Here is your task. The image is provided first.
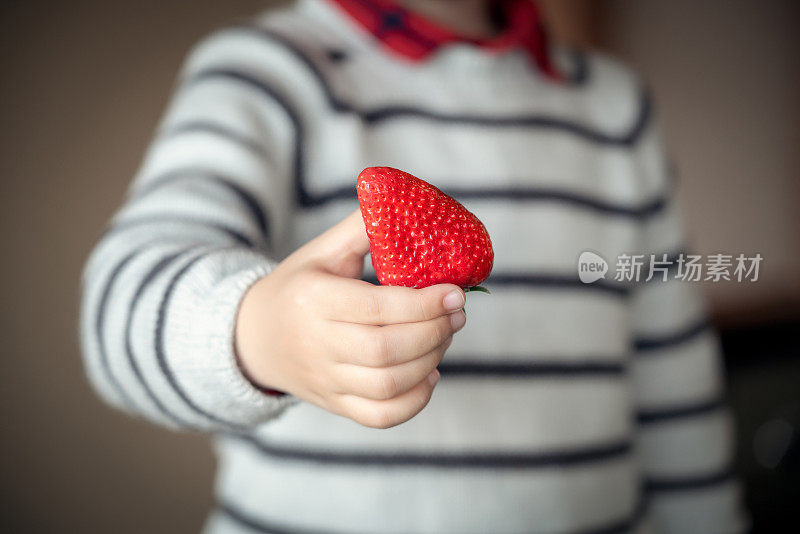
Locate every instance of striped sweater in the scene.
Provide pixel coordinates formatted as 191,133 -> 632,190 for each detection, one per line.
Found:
80,0 -> 747,532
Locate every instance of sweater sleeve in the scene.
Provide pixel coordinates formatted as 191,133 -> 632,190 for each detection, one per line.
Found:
629,119 -> 749,533
79,29 -> 303,432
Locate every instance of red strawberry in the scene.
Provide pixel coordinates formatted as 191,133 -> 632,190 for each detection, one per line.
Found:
357,167 -> 494,289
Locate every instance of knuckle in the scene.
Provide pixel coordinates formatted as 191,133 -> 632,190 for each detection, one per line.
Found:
371,369 -> 399,400
361,293 -> 384,323
369,331 -> 392,366
416,296 -> 433,322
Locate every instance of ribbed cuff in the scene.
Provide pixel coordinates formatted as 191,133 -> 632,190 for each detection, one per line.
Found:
164,248 -> 299,430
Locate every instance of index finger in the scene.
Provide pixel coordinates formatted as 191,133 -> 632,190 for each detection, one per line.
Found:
321,277 -> 465,325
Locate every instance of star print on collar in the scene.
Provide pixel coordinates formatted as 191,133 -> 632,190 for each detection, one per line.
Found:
326,0 -> 560,79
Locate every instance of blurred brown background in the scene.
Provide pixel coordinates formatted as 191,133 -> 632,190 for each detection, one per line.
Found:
1,0 -> 798,532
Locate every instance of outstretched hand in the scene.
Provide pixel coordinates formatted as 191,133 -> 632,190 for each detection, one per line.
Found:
235,211 -> 466,428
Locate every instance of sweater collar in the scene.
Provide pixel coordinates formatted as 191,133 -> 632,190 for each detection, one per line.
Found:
326,0 -> 559,78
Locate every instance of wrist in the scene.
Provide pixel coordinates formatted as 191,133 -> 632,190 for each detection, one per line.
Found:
233,345 -> 285,396
234,274 -> 286,394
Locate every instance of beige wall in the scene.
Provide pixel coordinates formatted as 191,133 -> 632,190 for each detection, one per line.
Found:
1,1 -> 796,532
1,2 -> 281,532
598,0 -> 800,322
540,0 -> 800,322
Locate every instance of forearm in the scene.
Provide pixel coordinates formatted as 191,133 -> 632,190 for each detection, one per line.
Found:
80,192 -> 295,432
80,28 -> 301,431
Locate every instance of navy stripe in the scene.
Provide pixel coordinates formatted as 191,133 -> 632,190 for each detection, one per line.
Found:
304,183 -> 667,218
579,496 -> 648,534
365,273 -> 631,297
233,434 -> 631,468
160,120 -> 269,160
298,184 -> 352,208
134,169 -> 270,241
645,466 -> 735,493
359,254 -> 690,297
216,470 -> 734,534
231,399 -> 720,469
154,249 -> 247,429
637,397 -> 724,425
235,25 -> 646,142
360,93 -> 649,142
634,318 -> 710,353
218,490 -> 644,534
188,69 -> 309,207
94,249 -> 143,410
218,469 -> 733,534
197,31 -> 650,211
439,187 -> 665,218
219,502 -> 320,534
124,249 -> 198,428
109,215 -> 255,248
438,360 -> 625,377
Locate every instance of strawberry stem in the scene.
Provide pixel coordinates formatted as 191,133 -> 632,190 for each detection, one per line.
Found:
464,286 -> 490,294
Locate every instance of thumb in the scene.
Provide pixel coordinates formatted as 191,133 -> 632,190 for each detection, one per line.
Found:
304,210 -> 370,278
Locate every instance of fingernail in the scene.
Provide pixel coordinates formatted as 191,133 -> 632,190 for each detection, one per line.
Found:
427,369 -> 440,386
443,290 -> 465,311
449,310 -> 466,332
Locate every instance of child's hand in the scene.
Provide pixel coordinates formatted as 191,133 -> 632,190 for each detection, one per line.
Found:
235,211 -> 466,428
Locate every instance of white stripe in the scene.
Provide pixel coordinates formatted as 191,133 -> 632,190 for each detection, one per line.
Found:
296,199 -> 645,272
639,410 -> 733,477
631,278 -> 708,340
633,332 -> 723,407
255,378 -> 632,451
135,81 -> 293,196
115,180 -> 261,241
306,121 -> 657,198
648,481 -> 748,534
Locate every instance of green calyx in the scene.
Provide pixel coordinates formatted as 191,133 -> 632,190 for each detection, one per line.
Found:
461,286 -> 490,315
463,286 -> 491,294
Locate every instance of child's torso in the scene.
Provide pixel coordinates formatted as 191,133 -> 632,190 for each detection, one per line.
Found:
210,2 -> 663,532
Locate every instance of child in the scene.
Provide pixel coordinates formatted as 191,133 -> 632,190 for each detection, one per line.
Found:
80,0 -> 747,532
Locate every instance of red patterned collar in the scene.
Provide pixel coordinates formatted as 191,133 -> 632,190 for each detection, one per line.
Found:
326,0 -> 559,78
